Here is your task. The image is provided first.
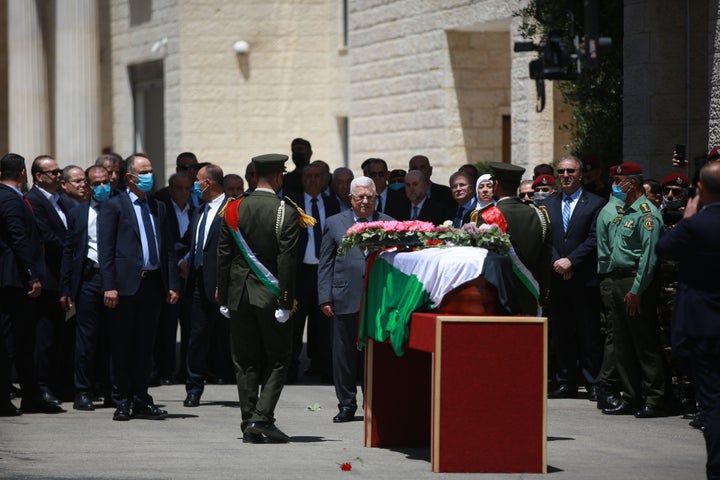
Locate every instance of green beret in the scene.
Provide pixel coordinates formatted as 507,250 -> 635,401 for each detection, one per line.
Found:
489,162 -> 525,184
252,153 -> 288,174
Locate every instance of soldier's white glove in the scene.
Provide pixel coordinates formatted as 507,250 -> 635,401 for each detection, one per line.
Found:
219,306 -> 230,319
275,309 -> 290,323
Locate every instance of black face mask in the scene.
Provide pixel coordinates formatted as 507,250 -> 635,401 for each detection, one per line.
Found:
662,198 -> 683,211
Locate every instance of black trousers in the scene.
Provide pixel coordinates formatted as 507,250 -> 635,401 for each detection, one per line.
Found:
550,281 -> 603,388
109,272 -> 163,407
291,264 -> 331,377
0,287 -> 40,403
34,289 -> 69,395
74,270 -> 109,393
185,272 -> 228,395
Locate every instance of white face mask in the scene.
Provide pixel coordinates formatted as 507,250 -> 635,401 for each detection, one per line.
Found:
533,191 -> 550,202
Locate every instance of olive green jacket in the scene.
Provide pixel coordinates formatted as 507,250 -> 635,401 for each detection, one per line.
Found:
217,189 -> 299,311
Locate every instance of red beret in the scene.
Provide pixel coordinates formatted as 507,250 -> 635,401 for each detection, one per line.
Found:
532,174 -> 556,189
612,162 -> 643,176
708,146 -> 720,161
661,172 -> 689,188
581,154 -> 599,172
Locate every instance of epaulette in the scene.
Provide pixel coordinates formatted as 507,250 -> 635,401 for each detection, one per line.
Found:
615,205 -> 624,214
218,192 -> 249,218
469,209 -> 479,225
640,202 -> 651,214
283,195 -> 316,229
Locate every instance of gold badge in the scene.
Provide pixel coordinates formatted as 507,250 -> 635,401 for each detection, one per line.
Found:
615,206 -> 624,214
640,202 -> 651,214
643,217 -> 655,231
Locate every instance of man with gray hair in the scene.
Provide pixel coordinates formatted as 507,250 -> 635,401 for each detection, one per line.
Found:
331,167 -> 354,212
318,176 -> 393,423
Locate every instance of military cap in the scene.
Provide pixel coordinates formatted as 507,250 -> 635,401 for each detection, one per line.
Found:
611,162 -> 642,176
532,174 -> 556,189
661,172 -> 689,188
581,154 -> 599,172
708,146 -> 720,161
489,162 -> 525,184
252,153 -> 288,174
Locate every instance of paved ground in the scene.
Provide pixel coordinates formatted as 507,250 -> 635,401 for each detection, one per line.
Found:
0,382 -> 706,480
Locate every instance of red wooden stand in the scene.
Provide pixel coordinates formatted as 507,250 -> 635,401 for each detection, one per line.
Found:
364,312 -> 547,473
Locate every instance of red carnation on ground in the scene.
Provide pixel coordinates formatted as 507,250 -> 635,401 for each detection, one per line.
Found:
340,462 -> 352,471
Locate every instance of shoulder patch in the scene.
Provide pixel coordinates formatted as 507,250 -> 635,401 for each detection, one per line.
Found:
640,202 -> 651,214
642,214 -> 655,231
615,205 -> 624,214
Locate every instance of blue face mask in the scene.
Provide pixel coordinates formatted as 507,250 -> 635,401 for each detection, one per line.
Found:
193,181 -> 205,199
136,173 -> 154,193
388,183 -> 404,191
611,184 -> 627,201
92,183 -> 111,202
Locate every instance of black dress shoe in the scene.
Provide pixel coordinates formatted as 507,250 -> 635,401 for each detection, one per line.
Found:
634,404 -> 666,418
596,393 -> 622,410
0,401 -> 22,417
548,384 -> 578,399
333,407 -> 356,423
246,421 -> 290,443
132,403 -> 168,420
183,393 -> 200,407
73,392 -> 95,411
41,390 -> 62,406
21,398 -> 63,414
242,432 -> 265,444
113,404 -> 131,421
602,401 -> 638,415
586,385 -> 599,402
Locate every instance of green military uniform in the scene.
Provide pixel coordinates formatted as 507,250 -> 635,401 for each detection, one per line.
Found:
217,156 -> 299,431
596,194 -> 667,409
596,196 -> 624,398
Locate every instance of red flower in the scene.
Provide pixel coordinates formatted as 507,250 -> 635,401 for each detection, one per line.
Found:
340,462 -> 352,471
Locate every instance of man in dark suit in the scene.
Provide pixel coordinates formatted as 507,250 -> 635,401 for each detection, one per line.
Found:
287,163 -> 340,383
657,161 -> 720,479
319,176 -> 394,423
60,165 -> 113,411
26,154 -> 76,405
448,170 -> 477,227
409,155 -> 455,211
179,164 -> 230,406
365,158 -> 405,215
386,169 -> 447,225
217,153 -> 300,443
99,153 -> 180,421
543,155 -> 605,400
151,152 -> 200,208
153,171 -> 194,385
331,167 -> 354,212
488,162 -> 552,315
0,153 -> 55,415
283,138 -> 312,195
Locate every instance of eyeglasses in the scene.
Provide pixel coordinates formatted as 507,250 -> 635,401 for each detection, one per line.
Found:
663,187 -> 683,195
535,187 -> 553,193
519,192 -> 535,199
351,194 -> 377,201
557,168 -> 576,174
451,183 -> 469,189
41,169 -> 63,176
368,171 -> 387,178
68,178 -> 87,186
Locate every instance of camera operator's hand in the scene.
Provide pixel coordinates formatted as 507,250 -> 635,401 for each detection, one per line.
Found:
683,195 -> 701,219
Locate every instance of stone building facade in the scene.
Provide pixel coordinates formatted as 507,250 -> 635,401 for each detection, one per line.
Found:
1,0 -> 718,184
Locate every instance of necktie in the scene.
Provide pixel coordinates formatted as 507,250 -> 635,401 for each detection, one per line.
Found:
358,217 -> 368,223
411,205 -> 419,220
311,197 -> 322,258
195,204 -> 209,267
376,195 -> 383,213
136,198 -> 159,266
562,196 -> 572,232
454,205 -> 464,228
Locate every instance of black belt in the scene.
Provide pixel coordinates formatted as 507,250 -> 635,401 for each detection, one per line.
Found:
604,268 -> 637,279
82,259 -> 101,278
140,269 -> 160,278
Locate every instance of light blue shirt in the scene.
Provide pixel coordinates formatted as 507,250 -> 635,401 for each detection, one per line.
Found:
128,190 -> 159,270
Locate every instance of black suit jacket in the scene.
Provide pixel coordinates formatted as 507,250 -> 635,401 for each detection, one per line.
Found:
543,189 -> 605,287
656,202 -> 720,340
25,186 -> 74,291
60,202 -> 93,300
289,193 -> 340,267
178,196 -> 229,304
429,182 -> 455,211
385,196 -> 447,225
0,184 -> 44,288
98,190 -> 179,296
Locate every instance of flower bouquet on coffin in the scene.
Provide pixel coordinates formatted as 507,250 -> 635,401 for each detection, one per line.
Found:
337,220 -> 436,256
